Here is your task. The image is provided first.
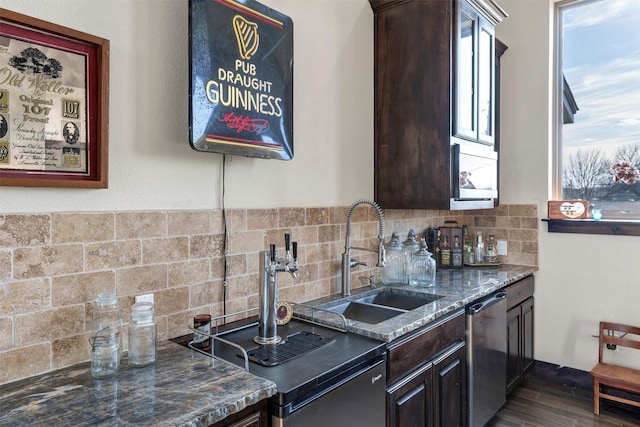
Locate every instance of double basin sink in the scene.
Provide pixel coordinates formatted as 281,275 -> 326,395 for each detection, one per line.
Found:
328,290 -> 444,324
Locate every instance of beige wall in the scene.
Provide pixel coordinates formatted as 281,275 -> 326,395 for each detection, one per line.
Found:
0,205 -> 537,385
0,0 -> 375,211
498,0 -> 640,372
2,0 -> 635,383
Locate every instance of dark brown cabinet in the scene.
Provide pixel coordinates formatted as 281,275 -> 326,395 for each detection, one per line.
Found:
210,400 -> 267,427
386,309 -> 467,427
505,275 -> 535,393
369,0 -> 506,210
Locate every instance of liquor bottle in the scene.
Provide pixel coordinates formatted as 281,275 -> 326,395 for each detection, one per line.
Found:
485,235 -> 498,263
440,235 -> 451,267
452,235 -> 463,267
475,232 -> 484,263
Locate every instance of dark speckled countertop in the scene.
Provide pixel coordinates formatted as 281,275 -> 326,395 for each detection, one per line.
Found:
307,264 -> 537,342
0,341 -> 276,427
0,264 -> 535,426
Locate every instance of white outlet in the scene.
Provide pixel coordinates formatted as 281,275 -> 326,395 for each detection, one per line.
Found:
497,240 -> 508,256
135,293 -> 154,304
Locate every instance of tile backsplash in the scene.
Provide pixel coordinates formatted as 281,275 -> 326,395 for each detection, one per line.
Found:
0,204 -> 537,384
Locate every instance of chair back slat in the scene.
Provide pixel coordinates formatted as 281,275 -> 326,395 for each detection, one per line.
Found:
599,321 -> 640,363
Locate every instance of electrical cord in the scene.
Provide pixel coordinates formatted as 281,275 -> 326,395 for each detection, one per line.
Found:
221,154 -> 228,321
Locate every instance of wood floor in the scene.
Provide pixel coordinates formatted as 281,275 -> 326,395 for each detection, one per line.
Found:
487,376 -> 640,427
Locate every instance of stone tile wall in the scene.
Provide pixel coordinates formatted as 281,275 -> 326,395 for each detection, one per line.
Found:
0,204 -> 537,385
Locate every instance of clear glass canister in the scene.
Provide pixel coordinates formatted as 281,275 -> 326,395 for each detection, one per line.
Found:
91,329 -> 120,378
128,301 -> 157,367
408,238 -> 437,287
91,292 -> 122,379
93,291 -> 122,334
382,231 -> 409,286
402,229 -> 421,259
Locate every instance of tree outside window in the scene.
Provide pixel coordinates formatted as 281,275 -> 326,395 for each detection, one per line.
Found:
559,0 -> 640,219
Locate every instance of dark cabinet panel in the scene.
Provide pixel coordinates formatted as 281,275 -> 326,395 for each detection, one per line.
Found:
434,341 -> 467,427
370,0 -> 506,210
506,305 -> 522,392
386,310 -> 467,427
388,362 -> 433,427
505,275 -> 535,394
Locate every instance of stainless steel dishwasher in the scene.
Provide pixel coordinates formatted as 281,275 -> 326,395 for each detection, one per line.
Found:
466,290 -> 507,427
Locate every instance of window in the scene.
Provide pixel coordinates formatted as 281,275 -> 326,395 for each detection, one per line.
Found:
554,0 -> 640,220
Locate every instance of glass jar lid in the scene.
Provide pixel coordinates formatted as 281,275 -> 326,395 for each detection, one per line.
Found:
131,301 -> 154,322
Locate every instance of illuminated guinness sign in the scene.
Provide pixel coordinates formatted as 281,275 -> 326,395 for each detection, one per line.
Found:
189,0 -> 294,160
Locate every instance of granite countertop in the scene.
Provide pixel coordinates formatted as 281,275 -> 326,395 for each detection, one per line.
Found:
0,341 -> 276,427
305,264 -> 537,342
0,264 -> 535,426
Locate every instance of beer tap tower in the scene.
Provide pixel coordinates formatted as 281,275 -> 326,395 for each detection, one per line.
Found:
255,233 -> 298,345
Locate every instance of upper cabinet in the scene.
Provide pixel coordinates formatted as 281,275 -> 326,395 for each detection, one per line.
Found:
370,0 -> 507,210
454,0 -> 498,145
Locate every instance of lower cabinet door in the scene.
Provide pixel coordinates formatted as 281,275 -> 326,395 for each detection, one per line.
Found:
387,362 -> 434,427
506,305 -> 521,393
522,297 -> 534,374
386,340 -> 467,427
433,341 -> 467,427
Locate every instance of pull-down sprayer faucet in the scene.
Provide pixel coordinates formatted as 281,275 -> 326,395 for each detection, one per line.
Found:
341,199 -> 386,296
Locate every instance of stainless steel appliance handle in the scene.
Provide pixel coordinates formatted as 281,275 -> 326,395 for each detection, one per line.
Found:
467,290 -> 506,314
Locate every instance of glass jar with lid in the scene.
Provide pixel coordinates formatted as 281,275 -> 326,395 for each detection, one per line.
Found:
408,238 -> 437,288
93,291 -> 122,333
91,292 -> 122,379
128,301 -> 157,367
402,229 -> 421,259
91,332 -> 120,378
382,231 -> 409,286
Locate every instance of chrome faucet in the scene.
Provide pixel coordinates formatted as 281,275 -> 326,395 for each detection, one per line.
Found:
341,199 -> 385,296
255,234 -> 298,345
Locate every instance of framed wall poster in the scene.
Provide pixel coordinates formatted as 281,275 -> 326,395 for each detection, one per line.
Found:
189,0 -> 293,160
0,8 -> 109,188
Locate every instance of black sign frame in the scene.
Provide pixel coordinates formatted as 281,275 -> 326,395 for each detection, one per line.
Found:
189,0 -> 294,160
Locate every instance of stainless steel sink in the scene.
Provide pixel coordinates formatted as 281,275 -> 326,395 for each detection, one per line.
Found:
329,290 -> 444,324
330,301 -> 405,324
355,291 -> 442,310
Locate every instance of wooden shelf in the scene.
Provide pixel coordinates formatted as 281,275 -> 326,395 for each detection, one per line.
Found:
542,218 -> 640,236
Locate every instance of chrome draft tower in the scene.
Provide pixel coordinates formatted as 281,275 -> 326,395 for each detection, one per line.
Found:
255,233 -> 298,345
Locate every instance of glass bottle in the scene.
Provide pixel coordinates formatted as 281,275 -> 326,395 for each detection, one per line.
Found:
402,229 -> 421,259
128,302 -> 157,367
91,292 -> 122,379
440,235 -> 451,267
452,235 -> 463,267
382,231 -> 409,285
408,238 -> 436,287
475,232 -> 485,263
463,225 -> 473,264
485,235 -> 498,263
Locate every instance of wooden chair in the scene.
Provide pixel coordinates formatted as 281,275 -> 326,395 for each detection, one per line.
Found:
591,321 -> 640,415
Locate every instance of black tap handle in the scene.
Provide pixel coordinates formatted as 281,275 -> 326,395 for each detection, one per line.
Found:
270,244 -> 276,262
284,233 -> 291,251
292,242 -> 298,261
